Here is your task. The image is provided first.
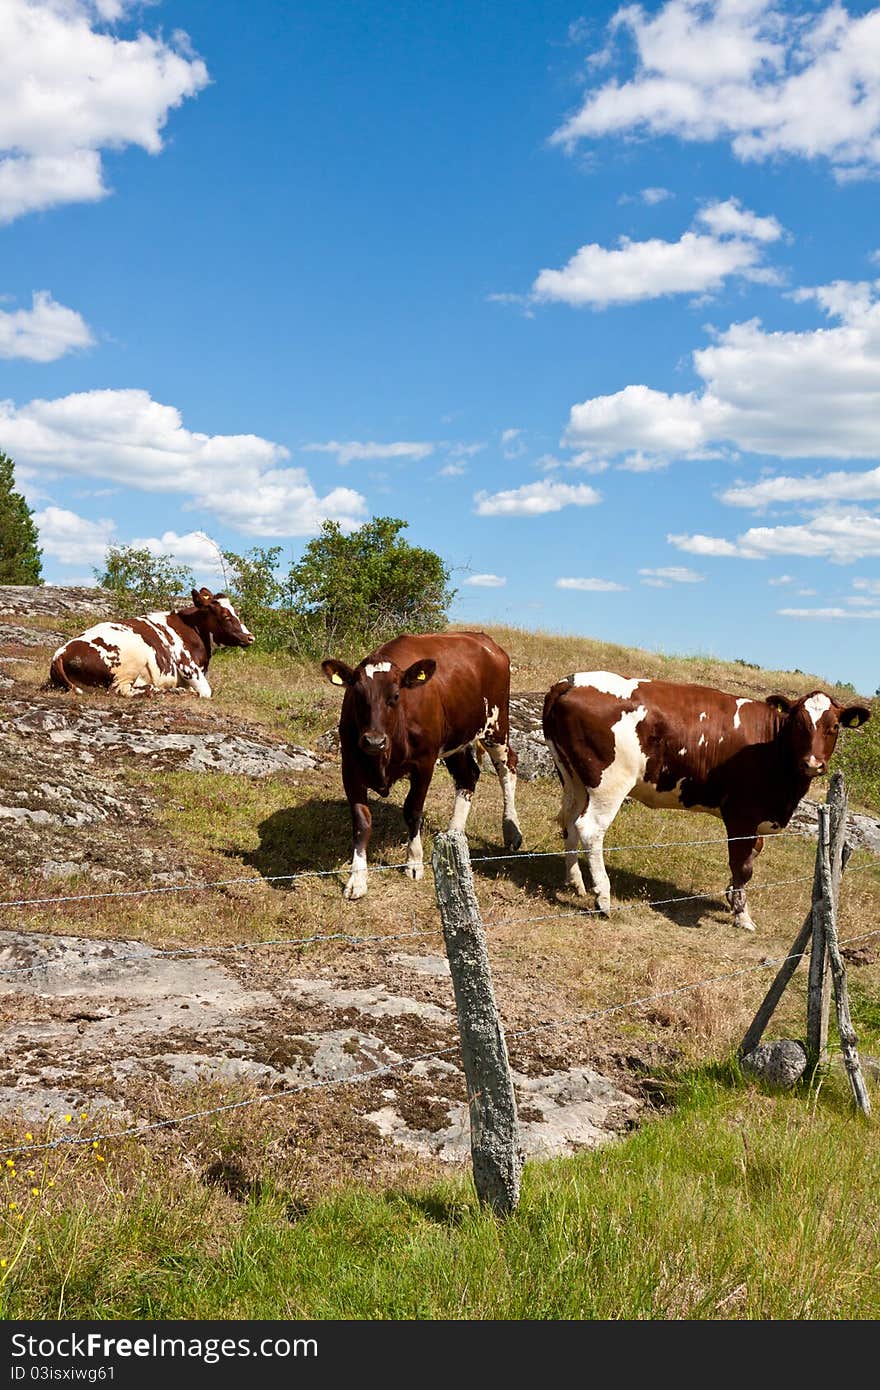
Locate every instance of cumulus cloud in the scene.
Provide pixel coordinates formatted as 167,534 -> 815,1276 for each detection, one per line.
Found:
533,199 -> 781,309
566,282 -> 880,462
464,573 -> 507,587
722,464 -> 880,509
0,291 -> 94,362
34,505 -> 115,567
304,440 -> 435,467
670,508 -> 880,562
555,576 -> 627,591
551,0 -> 880,180
779,606 -> 880,619
130,529 -> 226,578
474,480 -> 602,516
2,388 -> 367,538
0,1 -> 209,222
638,565 -> 704,586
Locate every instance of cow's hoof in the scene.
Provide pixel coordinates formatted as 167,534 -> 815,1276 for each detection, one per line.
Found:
503,820 -> 523,852
343,876 -> 368,901
596,896 -> 612,916
404,863 -> 425,881
734,915 -> 757,932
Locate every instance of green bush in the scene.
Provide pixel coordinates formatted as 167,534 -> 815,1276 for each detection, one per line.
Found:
95,546 -> 195,617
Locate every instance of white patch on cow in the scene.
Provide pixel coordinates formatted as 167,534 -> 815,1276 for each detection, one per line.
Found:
364,662 -> 392,680
478,700 -> 500,739
405,830 -> 424,881
449,788 -> 473,833
677,747 -> 687,756
217,595 -> 253,639
567,671 -> 645,698
344,849 -> 368,901
698,733 -> 706,747
756,820 -> 781,834
805,693 -> 832,727
571,705 -> 648,912
733,698 -> 753,729
699,711 -> 707,721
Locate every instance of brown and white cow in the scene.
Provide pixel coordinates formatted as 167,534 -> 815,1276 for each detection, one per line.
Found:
322,631 -> 522,899
542,671 -> 870,931
48,588 -> 254,697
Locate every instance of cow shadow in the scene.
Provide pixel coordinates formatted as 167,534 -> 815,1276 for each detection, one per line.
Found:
241,796 -> 418,887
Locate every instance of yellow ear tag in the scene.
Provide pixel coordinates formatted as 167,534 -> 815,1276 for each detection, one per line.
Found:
331,672 -> 344,685
417,670 -> 426,681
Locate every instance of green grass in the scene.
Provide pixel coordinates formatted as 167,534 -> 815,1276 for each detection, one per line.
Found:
3,1069 -> 878,1320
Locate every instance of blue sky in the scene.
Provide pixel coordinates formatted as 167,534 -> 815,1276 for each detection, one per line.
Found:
5,0 -> 880,695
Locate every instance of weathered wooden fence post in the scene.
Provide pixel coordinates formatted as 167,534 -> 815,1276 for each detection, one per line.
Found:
432,829 -> 522,1214
806,772 -> 848,1066
816,803 -> 872,1117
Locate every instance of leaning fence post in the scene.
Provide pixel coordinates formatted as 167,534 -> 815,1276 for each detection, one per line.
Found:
432,829 -> 522,1214
806,773 -> 848,1066
817,804 -> 872,1117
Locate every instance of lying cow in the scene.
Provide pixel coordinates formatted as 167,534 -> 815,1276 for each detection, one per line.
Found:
542,671 -> 870,931
322,631 -> 523,899
48,588 -> 254,697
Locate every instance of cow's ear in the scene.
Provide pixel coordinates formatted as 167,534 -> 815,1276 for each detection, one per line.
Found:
766,694 -> 793,715
841,703 -> 871,729
322,659 -> 355,688
401,659 -> 436,688
191,588 -> 206,607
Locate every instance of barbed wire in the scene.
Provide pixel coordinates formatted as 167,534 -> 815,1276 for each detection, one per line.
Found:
2,823 -> 874,914
1,859 -> 877,980
2,919 -> 876,1160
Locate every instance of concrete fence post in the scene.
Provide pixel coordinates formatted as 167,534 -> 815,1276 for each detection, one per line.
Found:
432,829 -> 522,1214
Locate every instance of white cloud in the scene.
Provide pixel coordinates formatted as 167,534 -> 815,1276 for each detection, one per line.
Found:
722,464 -> 880,509
532,199 -> 781,310
638,565 -> 704,586
474,480 -> 602,516
670,508 -> 880,562
556,576 -> 627,591
768,574 -> 794,585
0,1 -> 209,222
779,606 -> 880,620
642,186 -> 673,204
2,388 -> 367,538
696,197 -> 783,243
131,529 -> 225,578
854,577 -> 880,594
34,505 -> 115,567
464,573 -> 507,588
0,291 -> 94,362
566,283 -> 880,462
304,440 -> 434,467
552,0 -> 880,180
500,428 -> 527,459
438,461 -> 467,477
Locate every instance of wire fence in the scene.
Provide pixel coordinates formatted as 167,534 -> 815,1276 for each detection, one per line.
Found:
0,820 -> 876,1160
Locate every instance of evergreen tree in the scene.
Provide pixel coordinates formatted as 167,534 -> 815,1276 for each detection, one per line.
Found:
0,452 -> 42,584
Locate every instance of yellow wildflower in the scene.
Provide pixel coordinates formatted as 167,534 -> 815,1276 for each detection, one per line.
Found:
24,1134 -> 32,1143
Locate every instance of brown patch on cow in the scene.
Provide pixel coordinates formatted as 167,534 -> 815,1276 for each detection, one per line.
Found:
54,640 -> 114,689
542,681 -> 621,789
128,620 -> 175,675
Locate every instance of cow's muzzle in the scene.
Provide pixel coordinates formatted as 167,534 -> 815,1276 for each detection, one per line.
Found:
802,756 -> 826,777
359,732 -> 387,755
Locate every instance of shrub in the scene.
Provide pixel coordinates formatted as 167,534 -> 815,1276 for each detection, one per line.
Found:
95,546 -> 195,617
0,452 -> 42,584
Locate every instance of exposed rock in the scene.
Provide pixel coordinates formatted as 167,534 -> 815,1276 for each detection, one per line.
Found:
787,799 -> 880,856
0,585 -> 114,619
283,977 -> 452,1024
0,622 -> 67,648
740,1039 -> 808,1090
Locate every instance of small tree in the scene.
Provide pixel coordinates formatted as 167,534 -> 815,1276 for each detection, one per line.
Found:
288,516 -> 455,658
96,545 -> 195,616
0,452 -> 42,584
220,544 -> 288,645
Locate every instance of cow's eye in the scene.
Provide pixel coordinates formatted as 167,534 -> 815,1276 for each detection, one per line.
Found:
388,692 -> 399,706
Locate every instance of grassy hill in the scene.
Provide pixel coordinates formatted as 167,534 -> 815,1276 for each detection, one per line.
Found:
1,594 -> 878,1319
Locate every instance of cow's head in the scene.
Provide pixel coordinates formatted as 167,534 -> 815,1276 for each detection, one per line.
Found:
766,690 -> 870,779
322,655 -> 436,756
191,588 -> 255,647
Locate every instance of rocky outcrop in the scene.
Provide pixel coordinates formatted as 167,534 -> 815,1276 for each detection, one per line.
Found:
0,585 -> 114,619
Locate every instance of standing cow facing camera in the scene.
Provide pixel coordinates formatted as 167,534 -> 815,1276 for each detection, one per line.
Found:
322,631 -> 522,900
542,671 -> 870,931
48,588 -> 255,697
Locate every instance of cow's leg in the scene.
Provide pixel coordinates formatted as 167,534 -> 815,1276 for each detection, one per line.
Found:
443,746 -> 481,836
558,776 -> 588,897
402,765 -> 433,881
342,770 -> 371,901
724,826 -> 763,932
574,778 -> 632,915
184,669 -> 212,698
484,740 -> 523,851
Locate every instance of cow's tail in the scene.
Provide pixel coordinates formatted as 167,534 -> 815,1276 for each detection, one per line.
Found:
46,651 -> 81,694
541,678 -> 576,819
